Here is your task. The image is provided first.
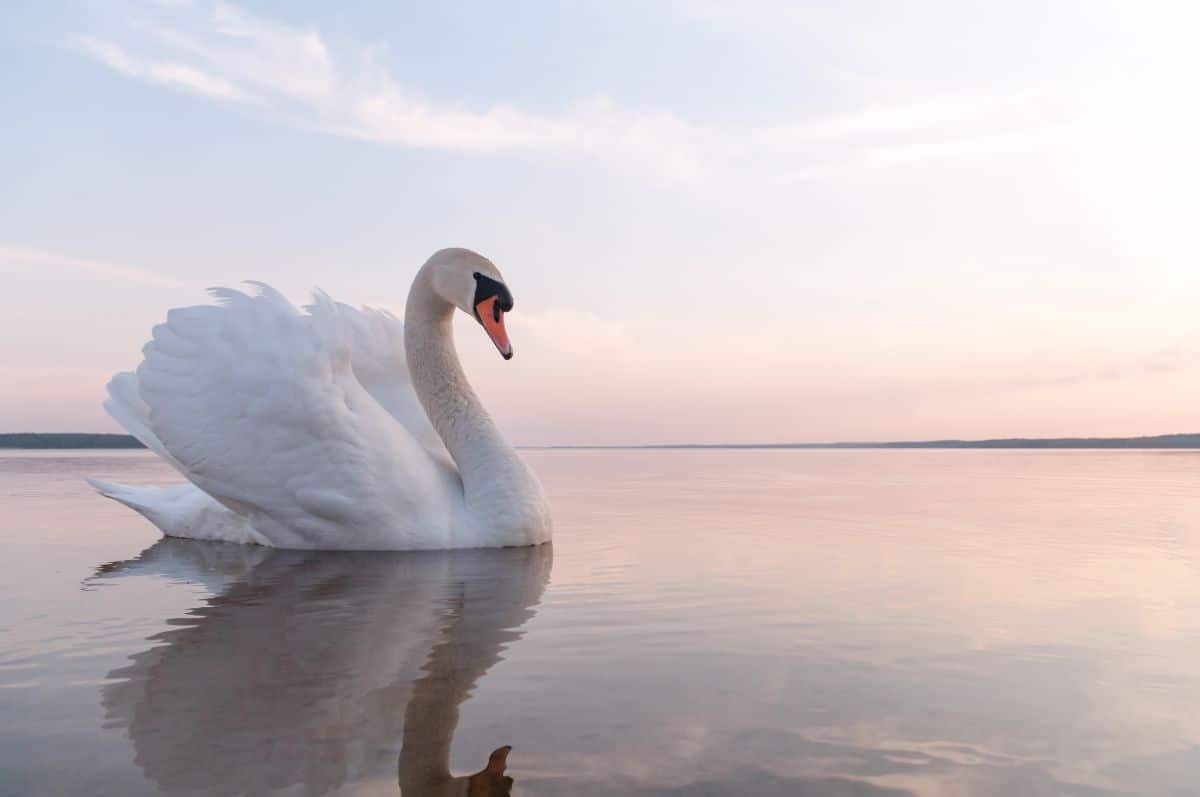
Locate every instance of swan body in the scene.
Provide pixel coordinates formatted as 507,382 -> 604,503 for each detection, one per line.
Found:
92,248 -> 551,550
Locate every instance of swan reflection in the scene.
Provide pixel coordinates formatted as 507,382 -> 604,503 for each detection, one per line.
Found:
93,540 -> 551,795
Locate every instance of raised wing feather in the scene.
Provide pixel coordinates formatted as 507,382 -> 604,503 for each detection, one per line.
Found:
135,284 -> 460,549
103,370 -> 186,473
318,302 -> 450,463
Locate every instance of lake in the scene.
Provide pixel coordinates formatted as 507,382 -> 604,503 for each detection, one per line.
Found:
2,449 -> 1200,796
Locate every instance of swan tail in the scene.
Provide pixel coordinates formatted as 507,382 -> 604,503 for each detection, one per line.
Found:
87,479 -> 267,545
88,478 -> 164,518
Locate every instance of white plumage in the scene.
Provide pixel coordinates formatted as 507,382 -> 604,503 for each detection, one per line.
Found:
92,248 -> 552,550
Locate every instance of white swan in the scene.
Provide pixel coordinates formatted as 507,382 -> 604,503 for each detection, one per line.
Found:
90,248 -> 552,550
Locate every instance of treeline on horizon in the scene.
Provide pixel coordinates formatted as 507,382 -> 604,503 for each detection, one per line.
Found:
6,432 -> 1200,450
863,434 -> 1200,449
566,433 -> 1200,450
0,433 -> 145,449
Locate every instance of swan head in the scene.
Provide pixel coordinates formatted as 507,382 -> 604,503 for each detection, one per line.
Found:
464,745 -> 514,796
425,248 -> 515,360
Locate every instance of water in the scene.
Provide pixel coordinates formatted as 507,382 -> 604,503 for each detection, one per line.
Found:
3,449 -> 1200,796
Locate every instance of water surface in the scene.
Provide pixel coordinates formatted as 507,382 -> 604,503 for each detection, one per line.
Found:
2,449 -> 1200,796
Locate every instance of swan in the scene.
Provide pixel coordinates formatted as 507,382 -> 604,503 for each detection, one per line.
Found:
90,248 -> 552,550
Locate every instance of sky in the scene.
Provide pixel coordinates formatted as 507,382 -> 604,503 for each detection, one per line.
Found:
1,1 -> 1198,445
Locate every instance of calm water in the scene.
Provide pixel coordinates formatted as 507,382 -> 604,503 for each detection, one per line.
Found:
3,450 -> 1200,796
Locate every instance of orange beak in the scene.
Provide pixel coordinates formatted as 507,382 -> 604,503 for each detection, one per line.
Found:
475,296 -> 512,359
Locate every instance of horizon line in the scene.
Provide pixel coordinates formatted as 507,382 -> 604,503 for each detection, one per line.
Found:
6,432 -> 1200,450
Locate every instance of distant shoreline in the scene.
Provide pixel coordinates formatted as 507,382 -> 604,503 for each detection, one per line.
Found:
538,433 -> 1200,450
534,433 -> 1200,450
6,432 -> 1200,450
0,433 -> 145,449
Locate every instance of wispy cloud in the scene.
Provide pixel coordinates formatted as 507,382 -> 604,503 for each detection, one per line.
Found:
65,1 -> 1047,186
72,35 -> 246,101
0,245 -> 190,288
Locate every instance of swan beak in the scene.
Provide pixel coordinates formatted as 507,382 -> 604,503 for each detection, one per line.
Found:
466,746 -> 514,795
486,745 -> 511,774
476,296 -> 513,360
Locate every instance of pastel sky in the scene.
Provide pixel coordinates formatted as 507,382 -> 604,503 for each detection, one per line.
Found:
2,1 -> 1198,445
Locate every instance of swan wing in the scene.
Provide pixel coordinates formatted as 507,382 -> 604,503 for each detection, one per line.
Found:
326,302 -> 450,463
134,283 -> 460,550
103,370 -> 186,473
103,303 -> 448,480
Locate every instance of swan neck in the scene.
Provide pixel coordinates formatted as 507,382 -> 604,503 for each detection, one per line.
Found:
403,269 -> 515,488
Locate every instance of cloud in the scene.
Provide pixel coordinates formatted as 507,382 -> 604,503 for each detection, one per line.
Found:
0,245 -> 190,288
72,35 -> 246,101
64,1 -> 1049,187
